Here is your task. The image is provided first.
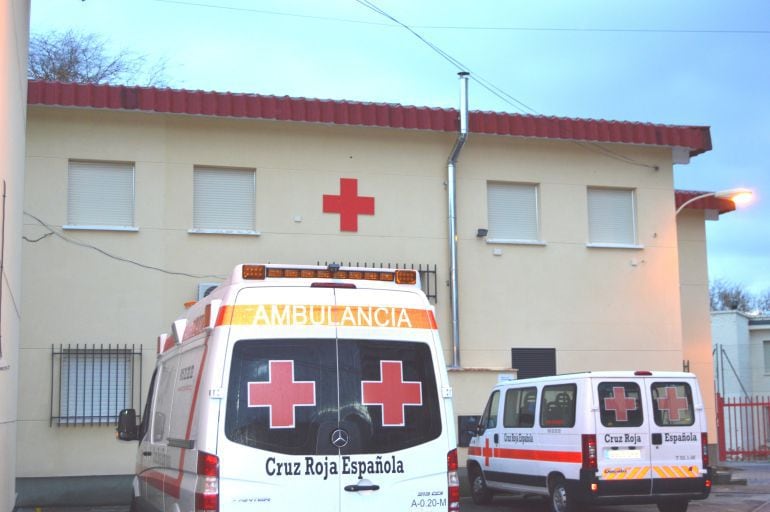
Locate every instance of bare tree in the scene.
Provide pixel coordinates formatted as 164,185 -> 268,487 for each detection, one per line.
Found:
755,289 -> 770,315
709,279 -> 754,312
28,30 -> 167,86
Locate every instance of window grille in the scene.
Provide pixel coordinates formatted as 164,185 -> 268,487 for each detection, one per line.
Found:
51,344 -> 143,426
318,262 -> 437,304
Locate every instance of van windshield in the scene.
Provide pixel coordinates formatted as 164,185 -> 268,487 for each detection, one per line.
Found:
224,338 -> 441,456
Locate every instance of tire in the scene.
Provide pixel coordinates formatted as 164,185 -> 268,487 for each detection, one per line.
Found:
657,500 -> 689,512
471,471 -> 493,505
549,478 -> 576,512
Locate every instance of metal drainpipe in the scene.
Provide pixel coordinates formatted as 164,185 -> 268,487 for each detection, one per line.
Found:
447,72 -> 469,369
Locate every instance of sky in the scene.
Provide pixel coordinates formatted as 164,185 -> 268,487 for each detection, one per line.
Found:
29,0 -> 770,293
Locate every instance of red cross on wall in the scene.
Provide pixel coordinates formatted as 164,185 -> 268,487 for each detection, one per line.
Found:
604,386 -> 638,422
322,178 -> 375,232
656,386 -> 689,421
247,360 -> 316,429
361,360 -> 422,427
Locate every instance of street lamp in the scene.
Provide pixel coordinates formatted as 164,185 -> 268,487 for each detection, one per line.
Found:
675,188 -> 753,215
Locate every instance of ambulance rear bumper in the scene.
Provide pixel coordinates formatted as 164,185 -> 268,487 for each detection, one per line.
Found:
572,468 -> 712,505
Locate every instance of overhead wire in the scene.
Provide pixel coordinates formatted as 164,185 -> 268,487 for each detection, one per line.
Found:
23,212 -> 226,280
355,0 -> 658,169
151,0 -> 770,35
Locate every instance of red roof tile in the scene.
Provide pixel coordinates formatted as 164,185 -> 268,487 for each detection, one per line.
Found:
675,190 -> 735,214
27,81 -> 712,157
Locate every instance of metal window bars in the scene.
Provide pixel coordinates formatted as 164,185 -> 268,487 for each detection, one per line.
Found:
50,344 -> 143,427
317,262 -> 438,304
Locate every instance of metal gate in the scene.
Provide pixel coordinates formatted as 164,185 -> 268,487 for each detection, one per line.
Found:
716,393 -> 770,461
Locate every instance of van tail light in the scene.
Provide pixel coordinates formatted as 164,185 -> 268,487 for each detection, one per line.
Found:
582,434 -> 597,470
447,449 -> 460,512
196,451 -> 219,512
701,432 -> 709,467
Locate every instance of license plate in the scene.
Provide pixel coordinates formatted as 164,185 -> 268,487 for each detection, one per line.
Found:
605,449 -> 641,460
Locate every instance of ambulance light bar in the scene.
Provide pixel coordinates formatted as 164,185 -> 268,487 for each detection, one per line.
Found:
241,265 -> 417,285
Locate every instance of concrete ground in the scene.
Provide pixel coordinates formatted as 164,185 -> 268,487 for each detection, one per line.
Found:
14,462 -> 770,511
460,462 -> 770,512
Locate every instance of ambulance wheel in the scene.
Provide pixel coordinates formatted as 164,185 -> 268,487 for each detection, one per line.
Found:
657,500 -> 689,512
549,478 -> 576,512
471,471 -> 493,505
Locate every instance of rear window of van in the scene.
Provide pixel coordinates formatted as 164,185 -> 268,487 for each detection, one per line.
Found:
225,338 -> 441,455
651,382 -> 694,427
598,382 -> 643,427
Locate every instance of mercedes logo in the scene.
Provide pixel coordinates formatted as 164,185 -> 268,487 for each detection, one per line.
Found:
331,428 -> 350,448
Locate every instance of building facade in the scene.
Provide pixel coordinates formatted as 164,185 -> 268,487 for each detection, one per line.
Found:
19,80 -> 731,502
712,310 -> 770,397
1,1 -> 30,509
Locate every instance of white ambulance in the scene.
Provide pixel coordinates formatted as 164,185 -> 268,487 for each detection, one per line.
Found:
467,371 -> 712,512
117,263 -> 459,512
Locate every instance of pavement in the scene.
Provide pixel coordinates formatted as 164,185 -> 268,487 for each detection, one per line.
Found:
14,462 -> 770,512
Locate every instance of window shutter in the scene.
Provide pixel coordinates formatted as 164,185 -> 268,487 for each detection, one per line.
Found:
68,161 -> 134,227
511,348 -> 556,379
193,167 -> 255,231
587,188 -> 636,244
487,182 -> 539,241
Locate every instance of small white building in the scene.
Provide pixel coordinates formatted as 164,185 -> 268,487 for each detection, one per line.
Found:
712,310 -> 770,397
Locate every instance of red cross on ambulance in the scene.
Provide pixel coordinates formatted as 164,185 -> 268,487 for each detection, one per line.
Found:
656,386 -> 689,421
247,360 -> 316,429
361,360 -> 423,427
604,386 -> 638,422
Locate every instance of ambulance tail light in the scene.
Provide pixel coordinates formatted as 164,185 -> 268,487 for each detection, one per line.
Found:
582,434 -> 597,470
196,451 -> 219,512
701,432 -> 709,468
447,449 -> 460,512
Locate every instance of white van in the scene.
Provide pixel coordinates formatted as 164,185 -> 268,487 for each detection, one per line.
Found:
117,264 -> 458,512
467,371 -> 712,512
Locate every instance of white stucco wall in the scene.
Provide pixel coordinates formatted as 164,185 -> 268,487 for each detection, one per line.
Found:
0,0 -> 29,508
22,104 -> 697,477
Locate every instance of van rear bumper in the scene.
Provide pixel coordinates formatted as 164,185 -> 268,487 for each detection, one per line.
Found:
571,468 -> 712,505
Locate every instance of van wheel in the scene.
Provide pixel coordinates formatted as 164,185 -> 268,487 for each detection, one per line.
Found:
657,500 -> 689,512
549,478 -> 575,512
471,472 -> 493,505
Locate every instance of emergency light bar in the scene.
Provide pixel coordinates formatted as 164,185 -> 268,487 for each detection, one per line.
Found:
241,265 -> 417,285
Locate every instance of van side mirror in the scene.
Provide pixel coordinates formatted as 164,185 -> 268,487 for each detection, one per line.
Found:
117,408 -> 139,441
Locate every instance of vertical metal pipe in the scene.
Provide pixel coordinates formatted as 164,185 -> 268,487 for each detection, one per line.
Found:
447,72 -> 469,369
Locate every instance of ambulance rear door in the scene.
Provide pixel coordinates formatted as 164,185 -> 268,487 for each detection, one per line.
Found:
645,375 -> 706,494
217,286 -> 341,512
594,377 -> 653,496
335,287 -> 449,512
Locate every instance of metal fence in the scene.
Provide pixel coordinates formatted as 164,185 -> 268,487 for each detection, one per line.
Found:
51,344 -> 143,426
716,393 -> 770,461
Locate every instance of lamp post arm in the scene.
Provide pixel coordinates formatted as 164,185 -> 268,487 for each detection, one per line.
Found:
675,192 -> 715,216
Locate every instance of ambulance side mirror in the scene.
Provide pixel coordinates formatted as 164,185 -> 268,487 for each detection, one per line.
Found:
117,408 -> 139,441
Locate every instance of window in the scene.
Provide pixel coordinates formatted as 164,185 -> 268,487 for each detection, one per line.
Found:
651,382 -> 694,427
587,187 -> 638,246
540,384 -> 576,428
66,160 -> 135,229
192,166 -> 256,234
51,344 -> 143,426
479,391 -> 500,432
225,338 -> 441,455
511,348 -> 556,379
598,382 -> 644,427
503,386 -> 537,428
487,182 -> 541,243
764,340 -> 770,374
